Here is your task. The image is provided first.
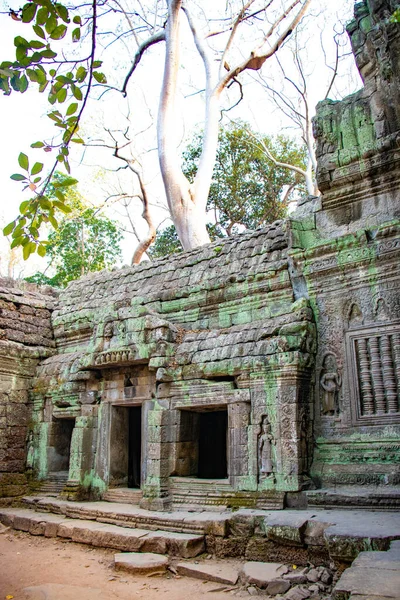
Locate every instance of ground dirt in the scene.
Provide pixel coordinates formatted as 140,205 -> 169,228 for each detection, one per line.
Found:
0,528 -> 248,600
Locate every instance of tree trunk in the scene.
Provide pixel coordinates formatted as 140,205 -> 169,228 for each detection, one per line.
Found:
158,0 -> 210,250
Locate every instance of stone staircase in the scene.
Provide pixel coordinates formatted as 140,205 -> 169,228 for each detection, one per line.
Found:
169,477 -> 284,510
102,487 -> 143,505
0,501 -> 205,559
36,471 -> 69,496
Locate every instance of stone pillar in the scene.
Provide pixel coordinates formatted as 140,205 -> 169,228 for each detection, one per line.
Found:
140,398 -> 172,510
228,391 -> 252,490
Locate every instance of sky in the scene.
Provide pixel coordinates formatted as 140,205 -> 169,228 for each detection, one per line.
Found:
0,0 -> 361,277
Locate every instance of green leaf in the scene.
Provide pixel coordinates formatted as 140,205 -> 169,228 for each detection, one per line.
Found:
33,176 -> 42,183
3,221 -> 15,236
57,87 -> 67,102
30,52 -> 42,63
11,236 -> 25,249
32,142 -> 45,151
48,215 -> 58,229
73,15 -> 82,24
71,84 -> 82,100
19,200 -> 30,214
55,4 -> 69,23
66,102 -> 78,116
27,68 -> 39,82
19,74 -> 29,93
30,40 -> 45,49
45,15 -> 58,35
53,177 -> 77,188
14,36 -> 29,48
50,24 -> 67,40
39,197 -> 52,210
11,173 -> 27,181
36,6 -> 49,26
93,71 -> 107,84
23,241 -> 36,260
72,137 -> 84,144
31,162 -> 43,175
54,189 -> 64,201
33,25 -> 46,39
18,152 -> 29,171
72,27 -> 81,42
35,68 -> 47,84
53,200 -> 72,213
40,48 -> 57,59
37,244 -> 47,257
75,66 -> 87,82
39,80 -> 49,93
93,60 -> 103,68
22,2 -> 37,23
16,45 -> 28,62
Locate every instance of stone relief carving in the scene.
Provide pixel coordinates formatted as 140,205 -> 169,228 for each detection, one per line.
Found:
257,415 -> 275,483
320,352 -> 342,416
348,303 -> 363,328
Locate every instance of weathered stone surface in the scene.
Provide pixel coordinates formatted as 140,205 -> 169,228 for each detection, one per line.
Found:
333,567 -> 400,599
266,579 -> 291,595
114,552 -> 168,574
176,561 -> 239,585
240,562 -> 287,588
283,585 -> 311,600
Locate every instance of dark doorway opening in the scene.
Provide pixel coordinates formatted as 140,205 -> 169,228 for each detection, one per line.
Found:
198,410 -> 228,479
48,418 -> 75,472
128,406 -> 142,488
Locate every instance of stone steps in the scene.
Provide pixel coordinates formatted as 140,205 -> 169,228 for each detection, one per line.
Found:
169,477 -> 284,511
36,471 -> 69,497
102,487 -> 143,505
0,507 -> 205,558
22,495 -> 229,536
304,486 -> 400,511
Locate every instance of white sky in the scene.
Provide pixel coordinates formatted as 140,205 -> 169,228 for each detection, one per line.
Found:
0,0 -> 361,276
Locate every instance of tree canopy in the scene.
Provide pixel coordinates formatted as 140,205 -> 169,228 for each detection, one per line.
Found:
25,173 -> 122,287
1,0 -> 312,260
149,123 -> 307,258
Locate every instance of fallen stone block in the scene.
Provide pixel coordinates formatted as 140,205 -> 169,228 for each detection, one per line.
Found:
114,552 -> 168,575
266,578 -> 291,595
283,585 -> 311,600
176,561 -> 239,585
240,562 -> 287,588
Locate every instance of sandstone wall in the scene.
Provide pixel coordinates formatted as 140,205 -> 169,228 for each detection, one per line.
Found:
0,279 -> 56,499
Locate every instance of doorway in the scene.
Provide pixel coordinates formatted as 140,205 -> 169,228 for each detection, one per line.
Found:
198,410 -> 228,478
109,406 -> 142,488
128,406 -> 142,488
48,418 -> 75,473
176,408 -> 228,479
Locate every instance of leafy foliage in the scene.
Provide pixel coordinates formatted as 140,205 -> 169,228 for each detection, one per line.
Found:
184,123 -> 307,235
25,173 -> 122,287
150,123 -> 307,258
1,1 -> 106,256
390,8 -> 400,23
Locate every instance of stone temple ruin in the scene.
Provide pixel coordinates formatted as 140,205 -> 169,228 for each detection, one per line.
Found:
1,0 -> 399,514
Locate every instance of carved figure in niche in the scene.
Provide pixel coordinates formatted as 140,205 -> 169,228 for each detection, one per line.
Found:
348,303 -> 363,328
257,415 -> 275,483
104,321 -> 114,339
320,353 -> 342,416
374,297 -> 389,321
